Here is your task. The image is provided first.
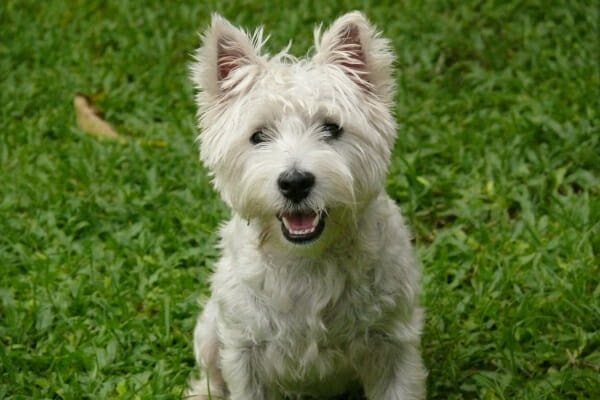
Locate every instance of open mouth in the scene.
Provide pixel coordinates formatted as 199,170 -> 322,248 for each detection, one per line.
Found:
277,210 -> 326,244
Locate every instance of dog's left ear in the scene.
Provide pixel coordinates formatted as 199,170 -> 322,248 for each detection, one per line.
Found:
313,11 -> 395,101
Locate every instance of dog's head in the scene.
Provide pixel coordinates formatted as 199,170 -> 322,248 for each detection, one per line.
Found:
191,12 -> 397,249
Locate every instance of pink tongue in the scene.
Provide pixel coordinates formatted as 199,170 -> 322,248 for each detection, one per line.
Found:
284,212 -> 316,231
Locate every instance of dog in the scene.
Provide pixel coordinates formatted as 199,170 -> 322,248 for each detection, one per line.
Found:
186,11 -> 426,400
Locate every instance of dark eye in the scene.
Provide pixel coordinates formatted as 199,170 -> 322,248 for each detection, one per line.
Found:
250,130 -> 269,145
321,123 -> 343,140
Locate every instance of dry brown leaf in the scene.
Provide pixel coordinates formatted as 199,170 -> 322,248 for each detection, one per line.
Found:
74,94 -> 120,139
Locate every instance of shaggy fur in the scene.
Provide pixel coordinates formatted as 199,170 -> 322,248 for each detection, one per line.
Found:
186,11 -> 426,399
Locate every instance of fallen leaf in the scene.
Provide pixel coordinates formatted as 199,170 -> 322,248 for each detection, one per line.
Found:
74,93 -> 120,139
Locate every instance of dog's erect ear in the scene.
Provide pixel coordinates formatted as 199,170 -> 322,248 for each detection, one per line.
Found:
191,14 -> 264,98
313,11 -> 395,101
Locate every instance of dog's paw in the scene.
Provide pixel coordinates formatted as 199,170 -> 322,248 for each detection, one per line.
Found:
184,378 -> 225,400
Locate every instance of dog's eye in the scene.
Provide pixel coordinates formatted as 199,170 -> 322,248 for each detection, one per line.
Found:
321,123 -> 343,140
250,130 -> 269,145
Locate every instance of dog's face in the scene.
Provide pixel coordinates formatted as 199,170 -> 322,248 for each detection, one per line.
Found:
192,13 -> 397,249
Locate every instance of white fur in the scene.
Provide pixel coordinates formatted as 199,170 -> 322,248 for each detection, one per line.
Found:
186,11 -> 426,399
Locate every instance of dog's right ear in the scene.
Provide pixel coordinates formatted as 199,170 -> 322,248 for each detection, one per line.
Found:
191,14 -> 264,98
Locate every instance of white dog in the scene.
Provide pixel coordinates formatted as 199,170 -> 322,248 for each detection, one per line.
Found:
186,11 -> 426,400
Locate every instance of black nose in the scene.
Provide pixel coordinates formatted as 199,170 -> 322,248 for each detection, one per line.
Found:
277,169 -> 315,203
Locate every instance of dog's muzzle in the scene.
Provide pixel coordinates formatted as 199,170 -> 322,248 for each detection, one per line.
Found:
276,169 -> 325,244
277,210 -> 326,244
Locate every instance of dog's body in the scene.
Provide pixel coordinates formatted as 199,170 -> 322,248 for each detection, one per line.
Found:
186,12 -> 426,400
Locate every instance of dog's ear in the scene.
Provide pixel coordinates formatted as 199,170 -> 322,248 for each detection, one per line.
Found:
313,11 -> 395,101
191,14 -> 264,98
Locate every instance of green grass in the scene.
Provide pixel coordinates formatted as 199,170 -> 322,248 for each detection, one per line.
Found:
0,0 -> 598,399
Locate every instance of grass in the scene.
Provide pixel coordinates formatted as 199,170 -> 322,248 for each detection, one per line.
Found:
0,0 -> 598,399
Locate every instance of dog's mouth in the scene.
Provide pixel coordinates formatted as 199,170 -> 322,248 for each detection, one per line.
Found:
277,210 -> 326,244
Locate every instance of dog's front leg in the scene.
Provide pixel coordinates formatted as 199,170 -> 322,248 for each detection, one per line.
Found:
220,345 -> 278,400
360,339 -> 427,400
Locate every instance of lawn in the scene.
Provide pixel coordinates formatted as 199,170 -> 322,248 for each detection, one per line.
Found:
0,0 -> 598,399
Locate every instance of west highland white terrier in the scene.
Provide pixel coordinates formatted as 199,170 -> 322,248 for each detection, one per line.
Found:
186,11 -> 426,400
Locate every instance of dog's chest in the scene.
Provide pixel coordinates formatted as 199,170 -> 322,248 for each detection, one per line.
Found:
262,258 -> 378,333
215,242 -> 392,393
250,265 -> 376,395
258,265 -> 371,346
